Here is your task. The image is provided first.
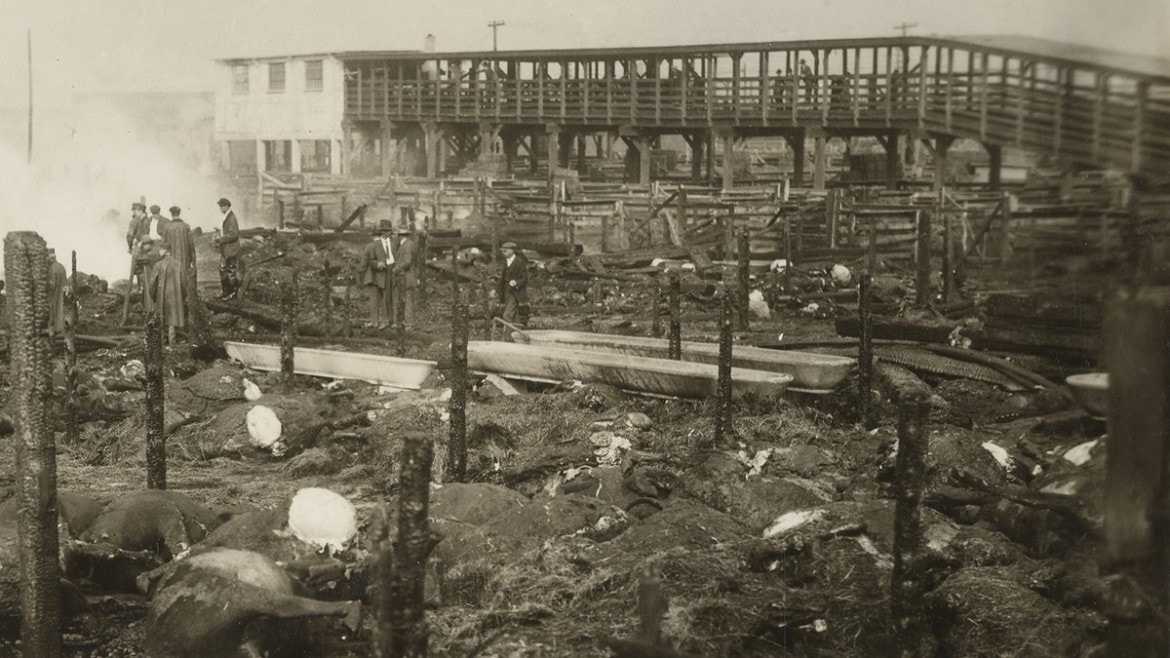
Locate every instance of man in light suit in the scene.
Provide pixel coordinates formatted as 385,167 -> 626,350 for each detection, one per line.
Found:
360,220 -> 396,328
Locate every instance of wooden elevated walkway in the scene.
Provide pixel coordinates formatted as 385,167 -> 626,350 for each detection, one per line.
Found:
341,35 -> 1170,182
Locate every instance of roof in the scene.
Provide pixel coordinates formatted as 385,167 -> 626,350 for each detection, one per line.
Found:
218,35 -> 1170,82
938,35 -> 1170,81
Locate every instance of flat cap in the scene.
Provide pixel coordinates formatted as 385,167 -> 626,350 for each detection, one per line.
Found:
169,206 -> 182,215
501,241 -> 518,249
149,204 -> 161,213
217,197 -> 231,207
131,202 -> 146,211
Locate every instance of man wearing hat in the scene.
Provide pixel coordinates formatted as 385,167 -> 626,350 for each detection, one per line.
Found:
165,206 -> 196,314
146,205 -> 168,244
126,202 -> 148,253
360,220 -> 397,328
392,223 -> 418,330
214,198 -> 242,300
496,242 -> 529,328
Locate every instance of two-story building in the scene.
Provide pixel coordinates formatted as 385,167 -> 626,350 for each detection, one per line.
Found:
215,53 -> 350,176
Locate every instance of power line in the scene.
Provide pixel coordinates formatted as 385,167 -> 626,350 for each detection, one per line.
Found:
893,22 -> 918,37
488,20 -> 505,51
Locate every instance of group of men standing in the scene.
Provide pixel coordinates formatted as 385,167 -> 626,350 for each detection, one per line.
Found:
125,201 -> 197,343
360,220 -> 418,330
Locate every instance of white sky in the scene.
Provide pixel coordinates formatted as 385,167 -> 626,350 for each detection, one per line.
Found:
1,0 -> 1167,106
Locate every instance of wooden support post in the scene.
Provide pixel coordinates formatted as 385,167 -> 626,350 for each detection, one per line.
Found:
701,131 -> 713,187
885,133 -> 900,190
424,124 -> 440,179
721,131 -> 735,191
481,275 -> 492,341
5,231 -> 63,658
737,228 -> 750,331
791,134 -> 806,186
64,250 -> 79,446
652,274 -> 663,338
713,285 -> 734,446
638,135 -> 652,185
145,312 -> 166,490
380,433 -> 435,658
1102,286 -> 1170,655
447,298 -> 468,482
892,387 -> 932,655
932,136 -> 953,192
812,135 -> 827,191
546,127 -> 559,187
998,192 -> 1013,264
986,143 -> 1002,190
914,210 -> 931,306
691,134 -> 704,181
858,273 -> 874,429
280,271 -> 298,389
941,195 -> 954,303
783,216 -> 793,293
668,270 -> 681,360
576,134 -> 587,173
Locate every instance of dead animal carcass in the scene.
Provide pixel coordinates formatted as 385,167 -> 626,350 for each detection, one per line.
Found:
145,547 -> 360,658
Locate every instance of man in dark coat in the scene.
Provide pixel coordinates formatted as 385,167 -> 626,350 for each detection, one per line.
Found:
149,244 -> 185,345
360,220 -> 396,328
166,206 -> 196,314
496,242 -> 529,327
392,225 -> 418,330
214,197 -> 242,300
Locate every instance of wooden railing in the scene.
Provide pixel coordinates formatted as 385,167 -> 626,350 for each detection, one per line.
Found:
343,37 -> 1170,177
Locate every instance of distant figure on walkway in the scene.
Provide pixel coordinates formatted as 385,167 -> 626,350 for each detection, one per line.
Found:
214,198 -> 242,300
800,58 -> 817,105
496,242 -> 529,328
360,220 -> 396,328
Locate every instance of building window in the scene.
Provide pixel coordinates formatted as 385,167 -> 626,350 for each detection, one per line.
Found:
232,64 -> 249,94
268,63 -> 286,93
264,140 -> 292,171
226,140 -> 257,173
300,139 -> 331,172
305,60 -> 324,91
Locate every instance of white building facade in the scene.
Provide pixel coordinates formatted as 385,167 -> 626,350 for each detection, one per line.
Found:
215,54 -> 346,175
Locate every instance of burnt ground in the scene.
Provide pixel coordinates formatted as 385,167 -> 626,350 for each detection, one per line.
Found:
0,231 -> 1109,657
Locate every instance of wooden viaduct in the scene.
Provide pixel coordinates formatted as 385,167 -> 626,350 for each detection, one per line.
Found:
339,35 -> 1170,187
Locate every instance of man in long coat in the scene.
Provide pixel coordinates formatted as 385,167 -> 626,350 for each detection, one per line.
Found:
149,245 -> 185,345
166,206 -> 196,313
360,220 -> 396,328
393,225 -> 418,330
214,197 -> 242,300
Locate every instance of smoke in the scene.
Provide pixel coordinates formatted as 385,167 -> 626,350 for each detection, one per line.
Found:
0,94 -> 220,283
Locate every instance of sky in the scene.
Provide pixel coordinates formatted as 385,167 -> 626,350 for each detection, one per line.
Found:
0,0 -> 1166,280
1,0 -> 1167,106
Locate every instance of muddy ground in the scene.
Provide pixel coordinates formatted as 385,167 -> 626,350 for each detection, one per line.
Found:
0,230 -> 1108,657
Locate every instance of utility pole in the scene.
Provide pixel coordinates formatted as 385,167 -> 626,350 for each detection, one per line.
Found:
893,22 -> 918,37
488,20 -> 505,51
27,29 -> 33,163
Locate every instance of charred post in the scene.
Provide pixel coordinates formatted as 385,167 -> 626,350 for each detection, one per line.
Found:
384,433 -> 435,658
713,285 -> 734,445
481,275 -> 492,340
783,216 -> 793,293
651,273 -> 663,338
144,312 -> 167,490
891,387 -> 932,653
5,231 -> 63,658
64,250 -> 79,446
280,271 -> 299,389
447,299 -> 469,482
915,210 -> 932,306
737,227 -> 751,331
668,270 -> 681,360
858,273 -> 874,429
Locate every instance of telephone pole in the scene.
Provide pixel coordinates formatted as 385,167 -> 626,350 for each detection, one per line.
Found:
893,22 -> 918,37
488,20 -> 505,51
